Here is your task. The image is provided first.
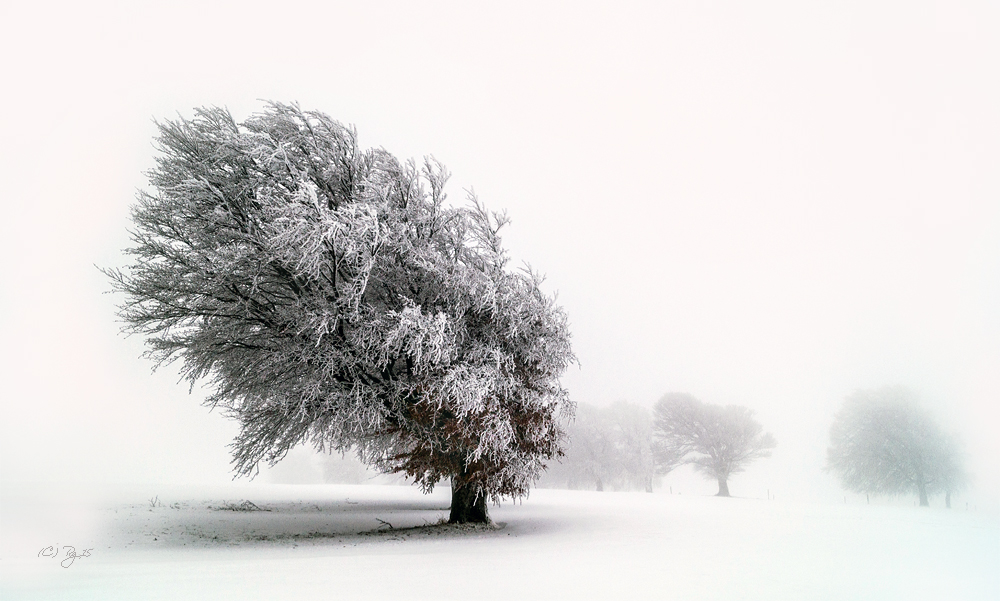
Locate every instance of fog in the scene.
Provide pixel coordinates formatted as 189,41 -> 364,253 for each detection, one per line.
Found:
1,2 -> 997,508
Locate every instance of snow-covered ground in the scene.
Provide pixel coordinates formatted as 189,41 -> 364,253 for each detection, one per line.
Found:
3,482 -> 997,600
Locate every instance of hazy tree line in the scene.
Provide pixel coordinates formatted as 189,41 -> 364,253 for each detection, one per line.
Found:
541,386 -> 967,508
543,393 -> 776,497
541,395 -> 775,497
539,402 -> 658,492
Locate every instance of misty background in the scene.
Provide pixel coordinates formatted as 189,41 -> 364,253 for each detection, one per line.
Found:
1,2 -> 996,507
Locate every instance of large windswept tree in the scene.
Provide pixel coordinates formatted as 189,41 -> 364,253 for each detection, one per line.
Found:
826,387 -> 967,507
106,103 -> 575,523
652,393 -> 776,497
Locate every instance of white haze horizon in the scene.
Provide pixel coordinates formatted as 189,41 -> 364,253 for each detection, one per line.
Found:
1,2 -> 997,510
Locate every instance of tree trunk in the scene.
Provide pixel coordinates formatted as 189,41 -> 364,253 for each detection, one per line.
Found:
945,491 -> 951,509
595,477 -> 603,492
716,478 -> 730,497
449,470 -> 489,524
645,476 -> 653,493
917,481 -> 929,507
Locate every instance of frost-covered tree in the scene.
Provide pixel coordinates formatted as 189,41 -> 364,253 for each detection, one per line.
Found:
826,387 -> 967,507
106,103 -> 575,523
542,402 -> 658,492
652,393 -> 776,497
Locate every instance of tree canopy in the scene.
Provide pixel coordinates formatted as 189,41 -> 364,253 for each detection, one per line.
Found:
652,393 -> 775,497
106,102 -> 575,522
826,387 -> 967,507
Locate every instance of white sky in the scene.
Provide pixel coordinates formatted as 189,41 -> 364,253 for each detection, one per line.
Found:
1,1 -> 997,504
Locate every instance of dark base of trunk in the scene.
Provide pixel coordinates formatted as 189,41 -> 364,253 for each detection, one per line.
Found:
449,481 -> 489,524
716,478 -> 730,497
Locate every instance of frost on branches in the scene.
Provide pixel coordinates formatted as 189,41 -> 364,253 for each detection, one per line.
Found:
826,387 -> 967,507
106,103 -> 575,523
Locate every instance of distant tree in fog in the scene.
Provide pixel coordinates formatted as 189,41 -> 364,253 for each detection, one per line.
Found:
609,402 -> 658,492
557,403 -> 617,491
543,402 -> 658,492
652,393 -> 776,497
826,387 -> 967,507
105,102 -> 576,524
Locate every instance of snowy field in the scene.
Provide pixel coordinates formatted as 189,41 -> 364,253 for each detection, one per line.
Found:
2,483 -> 997,600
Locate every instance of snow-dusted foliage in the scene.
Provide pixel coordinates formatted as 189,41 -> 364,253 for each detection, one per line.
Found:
652,393 -> 776,496
107,103 -> 575,520
826,387 -> 967,507
542,402 -> 658,492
